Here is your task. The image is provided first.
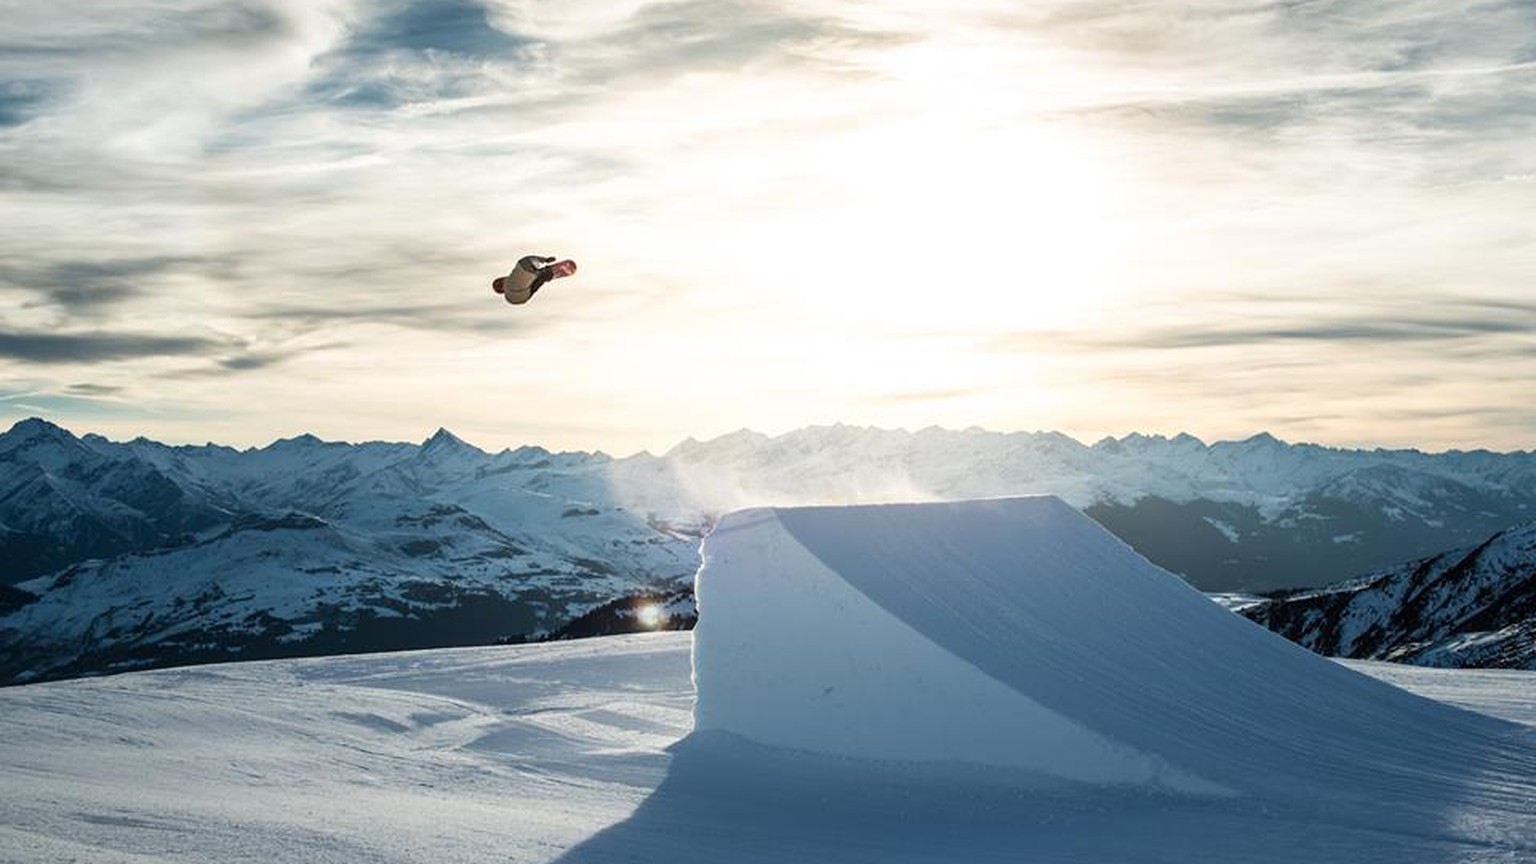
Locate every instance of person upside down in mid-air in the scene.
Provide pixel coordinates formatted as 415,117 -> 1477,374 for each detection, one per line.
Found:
493,255 -> 560,304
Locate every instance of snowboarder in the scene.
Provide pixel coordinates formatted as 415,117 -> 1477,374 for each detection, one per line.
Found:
493,255 -> 577,305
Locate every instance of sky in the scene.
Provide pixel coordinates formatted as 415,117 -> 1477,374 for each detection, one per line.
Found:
1,0 -> 1533,455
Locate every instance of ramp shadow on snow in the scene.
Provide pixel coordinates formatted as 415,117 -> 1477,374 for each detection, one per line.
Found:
554,728 -> 1533,864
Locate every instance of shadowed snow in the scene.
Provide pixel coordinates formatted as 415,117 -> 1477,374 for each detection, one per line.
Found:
666,497 -> 1536,858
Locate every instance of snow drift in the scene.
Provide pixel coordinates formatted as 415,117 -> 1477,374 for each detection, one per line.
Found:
691,497 -> 1536,808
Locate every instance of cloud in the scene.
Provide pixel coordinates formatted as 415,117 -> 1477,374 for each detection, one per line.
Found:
285,0 -> 900,122
1026,0 -> 1536,74
0,79 -> 67,127
217,353 -> 286,371
0,326 -> 336,378
1013,0 -> 1536,192
0,0 -> 347,176
988,298 -> 1536,356
584,0 -> 883,76
62,383 -> 125,397
382,306 -> 535,333
245,301 -> 536,336
0,381 -> 185,427
303,0 -> 536,110
0,0 -> 1532,452
0,3 -> 292,59
352,0 -> 530,57
1119,316 -> 1535,351
0,256 -> 209,313
0,330 -> 231,364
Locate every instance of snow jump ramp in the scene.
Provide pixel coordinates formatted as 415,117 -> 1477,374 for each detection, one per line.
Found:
691,497 -> 1536,803
554,497 -> 1536,862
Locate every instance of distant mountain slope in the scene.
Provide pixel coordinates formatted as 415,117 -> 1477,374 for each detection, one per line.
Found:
0,420 -> 700,685
8,419 -> 1535,594
0,418 -> 231,580
633,425 -> 1536,592
1242,522 -> 1536,669
3,417 -> 1535,684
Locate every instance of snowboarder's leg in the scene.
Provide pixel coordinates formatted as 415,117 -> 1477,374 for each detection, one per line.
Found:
527,271 -> 553,298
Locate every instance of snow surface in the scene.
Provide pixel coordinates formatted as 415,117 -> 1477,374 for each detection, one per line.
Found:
0,637 -> 691,864
3,496 -> 1536,862
2,634 -> 1535,863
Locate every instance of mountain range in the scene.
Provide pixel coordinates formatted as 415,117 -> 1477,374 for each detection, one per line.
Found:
1242,521 -> 1536,669
649,426 -> 1536,592
2,417 -> 1534,683
0,418 -> 702,684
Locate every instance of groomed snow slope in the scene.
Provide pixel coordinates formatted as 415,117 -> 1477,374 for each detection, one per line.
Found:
692,498 -> 1536,828
3,634 -> 1536,862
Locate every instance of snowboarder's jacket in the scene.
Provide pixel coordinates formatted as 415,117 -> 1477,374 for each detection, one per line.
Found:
499,255 -> 556,304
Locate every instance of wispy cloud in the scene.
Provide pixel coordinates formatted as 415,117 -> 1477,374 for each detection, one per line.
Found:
303,0 -> 535,110
0,79 -> 65,128
1128,318 -> 1533,351
0,256 -> 208,314
0,330 -> 229,364
984,297 -> 1536,362
243,300 -> 545,336
61,382 -> 125,397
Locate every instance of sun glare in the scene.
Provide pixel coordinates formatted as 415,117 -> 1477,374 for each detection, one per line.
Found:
716,37 -> 1134,337
635,603 -> 665,630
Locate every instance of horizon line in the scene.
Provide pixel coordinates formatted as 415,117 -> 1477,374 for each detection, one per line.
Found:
5,415 -> 1531,459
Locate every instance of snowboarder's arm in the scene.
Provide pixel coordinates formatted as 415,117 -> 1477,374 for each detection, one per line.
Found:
516,255 -> 558,272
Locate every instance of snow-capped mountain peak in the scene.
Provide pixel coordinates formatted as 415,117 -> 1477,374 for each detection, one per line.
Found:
3,416 -> 71,440
262,432 -> 327,451
663,427 -> 770,460
419,427 -> 481,457
0,417 -> 95,468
